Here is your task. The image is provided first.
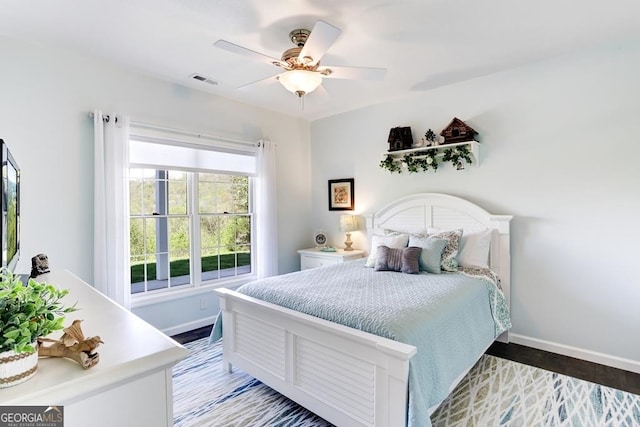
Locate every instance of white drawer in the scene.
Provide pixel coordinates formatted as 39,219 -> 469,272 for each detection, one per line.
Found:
300,255 -> 340,270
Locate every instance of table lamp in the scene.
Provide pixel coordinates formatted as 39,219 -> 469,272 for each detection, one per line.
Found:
339,215 -> 359,251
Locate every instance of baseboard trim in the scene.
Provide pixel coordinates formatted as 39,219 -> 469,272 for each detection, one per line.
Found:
510,333 -> 640,374
162,317 -> 215,337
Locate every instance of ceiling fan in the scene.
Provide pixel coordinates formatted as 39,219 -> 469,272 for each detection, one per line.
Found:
214,20 -> 386,98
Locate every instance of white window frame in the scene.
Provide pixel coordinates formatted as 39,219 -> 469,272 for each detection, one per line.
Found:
127,129 -> 258,308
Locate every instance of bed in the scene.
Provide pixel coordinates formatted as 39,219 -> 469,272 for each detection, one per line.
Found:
212,193 -> 512,427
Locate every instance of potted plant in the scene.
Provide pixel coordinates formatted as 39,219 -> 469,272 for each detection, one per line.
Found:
0,269 -> 76,388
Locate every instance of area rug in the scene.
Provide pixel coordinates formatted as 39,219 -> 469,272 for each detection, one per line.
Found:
173,338 -> 640,427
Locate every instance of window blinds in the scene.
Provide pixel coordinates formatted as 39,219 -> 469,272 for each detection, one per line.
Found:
129,132 -> 257,176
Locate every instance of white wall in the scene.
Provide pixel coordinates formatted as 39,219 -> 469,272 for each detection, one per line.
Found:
310,39 -> 640,370
3,32 -> 638,369
0,36 -> 311,333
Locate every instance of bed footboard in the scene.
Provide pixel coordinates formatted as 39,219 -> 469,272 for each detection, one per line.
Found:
215,288 -> 417,427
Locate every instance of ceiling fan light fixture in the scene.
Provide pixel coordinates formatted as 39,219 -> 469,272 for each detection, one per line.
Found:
278,70 -> 322,97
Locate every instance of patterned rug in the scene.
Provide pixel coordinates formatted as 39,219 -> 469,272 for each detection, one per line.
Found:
173,338 -> 640,427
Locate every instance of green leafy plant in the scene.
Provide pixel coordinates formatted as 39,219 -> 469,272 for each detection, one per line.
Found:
442,145 -> 473,169
403,154 -> 420,173
0,270 -> 77,354
379,154 -> 402,173
401,152 -> 439,173
415,151 -> 439,172
424,129 -> 437,144
381,143 -> 474,174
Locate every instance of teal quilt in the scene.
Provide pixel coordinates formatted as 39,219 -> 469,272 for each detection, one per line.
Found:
210,259 -> 510,427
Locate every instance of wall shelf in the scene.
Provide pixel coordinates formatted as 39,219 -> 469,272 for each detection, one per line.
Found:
382,141 -> 479,160
379,141 -> 479,173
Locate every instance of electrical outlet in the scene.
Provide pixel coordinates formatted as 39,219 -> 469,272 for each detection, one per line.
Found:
200,298 -> 207,310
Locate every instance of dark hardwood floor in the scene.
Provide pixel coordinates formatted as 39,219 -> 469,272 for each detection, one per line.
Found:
487,341 -> 640,395
172,325 -> 212,345
173,326 -> 640,396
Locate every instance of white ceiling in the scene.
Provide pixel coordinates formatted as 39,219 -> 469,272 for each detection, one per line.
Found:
2,0 -> 639,121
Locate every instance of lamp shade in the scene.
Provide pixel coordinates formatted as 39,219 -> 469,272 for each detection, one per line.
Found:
339,215 -> 359,232
278,70 -> 323,96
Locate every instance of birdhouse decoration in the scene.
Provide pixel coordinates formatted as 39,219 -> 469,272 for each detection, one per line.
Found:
439,118 -> 478,144
387,127 -> 414,151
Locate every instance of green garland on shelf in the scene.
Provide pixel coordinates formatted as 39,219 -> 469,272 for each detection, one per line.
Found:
402,151 -> 439,173
442,144 -> 473,169
379,154 -> 402,173
379,144 -> 474,174
420,150 -> 440,172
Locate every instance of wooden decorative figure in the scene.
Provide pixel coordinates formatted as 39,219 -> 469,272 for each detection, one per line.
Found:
387,127 -> 414,151
38,320 -> 103,370
439,118 -> 478,144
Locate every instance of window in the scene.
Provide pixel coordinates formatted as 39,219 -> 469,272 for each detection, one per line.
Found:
129,168 -> 252,294
198,173 -> 251,283
128,136 -> 256,296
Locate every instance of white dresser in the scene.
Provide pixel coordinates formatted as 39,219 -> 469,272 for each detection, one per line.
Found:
298,247 -> 365,270
0,270 -> 188,427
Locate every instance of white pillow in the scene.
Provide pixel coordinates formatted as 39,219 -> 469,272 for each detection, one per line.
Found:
458,229 -> 493,268
365,233 -> 409,267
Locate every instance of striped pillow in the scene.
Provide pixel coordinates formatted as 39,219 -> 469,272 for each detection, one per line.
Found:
374,246 -> 421,274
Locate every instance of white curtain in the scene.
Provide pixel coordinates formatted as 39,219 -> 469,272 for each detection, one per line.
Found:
93,110 -> 131,309
255,140 -> 278,278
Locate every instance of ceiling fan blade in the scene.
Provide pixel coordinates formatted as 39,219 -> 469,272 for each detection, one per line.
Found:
321,66 -> 387,80
214,39 -> 286,67
298,20 -> 341,65
311,84 -> 330,100
237,73 -> 281,91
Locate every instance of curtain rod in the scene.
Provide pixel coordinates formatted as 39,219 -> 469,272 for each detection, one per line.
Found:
88,112 -> 256,146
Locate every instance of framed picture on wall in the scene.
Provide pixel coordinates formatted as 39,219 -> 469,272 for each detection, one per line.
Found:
328,178 -> 354,211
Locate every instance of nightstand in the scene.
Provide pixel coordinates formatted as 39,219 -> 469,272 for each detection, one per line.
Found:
298,248 -> 365,271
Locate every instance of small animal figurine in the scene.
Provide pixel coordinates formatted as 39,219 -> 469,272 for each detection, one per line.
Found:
38,320 -> 104,369
29,253 -> 51,278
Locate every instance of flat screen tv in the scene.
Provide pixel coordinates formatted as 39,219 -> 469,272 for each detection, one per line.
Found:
1,139 -> 20,272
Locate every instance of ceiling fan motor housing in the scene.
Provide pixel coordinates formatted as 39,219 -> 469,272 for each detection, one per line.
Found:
281,47 -> 303,62
289,29 -> 310,47
281,29 -> 317,68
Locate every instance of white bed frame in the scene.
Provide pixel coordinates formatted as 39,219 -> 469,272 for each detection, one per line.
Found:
215,193 -> 512,426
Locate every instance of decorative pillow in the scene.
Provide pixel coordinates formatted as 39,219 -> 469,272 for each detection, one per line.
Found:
429,229 -> 463,272
374,246 -> 421,274
408,235 -> 448,274
365,233 -> 409,267
458,228 -> 493,268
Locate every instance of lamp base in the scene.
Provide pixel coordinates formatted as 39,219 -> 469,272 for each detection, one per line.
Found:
344,232 -> 354,251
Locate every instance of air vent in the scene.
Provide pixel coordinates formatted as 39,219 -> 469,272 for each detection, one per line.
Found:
189,73 -> 218,86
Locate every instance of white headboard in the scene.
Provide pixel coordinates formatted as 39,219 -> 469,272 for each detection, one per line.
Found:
364,193 -> 512,311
